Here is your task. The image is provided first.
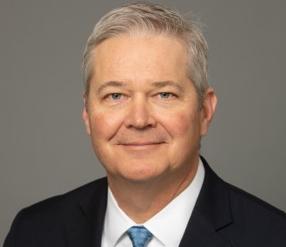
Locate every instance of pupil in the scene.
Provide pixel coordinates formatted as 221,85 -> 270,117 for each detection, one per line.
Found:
112,93 -> 120,99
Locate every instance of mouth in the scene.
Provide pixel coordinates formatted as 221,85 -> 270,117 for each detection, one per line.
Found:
117,142 -> 165,150
121,142 -> 164,145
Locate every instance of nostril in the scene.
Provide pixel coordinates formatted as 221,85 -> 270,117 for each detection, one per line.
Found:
124,114 -> 156,129
125,119 -> 156,129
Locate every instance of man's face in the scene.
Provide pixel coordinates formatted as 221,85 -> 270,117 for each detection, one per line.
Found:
83,34 -> 216,182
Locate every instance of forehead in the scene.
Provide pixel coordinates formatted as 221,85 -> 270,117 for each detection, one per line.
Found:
90,34 -> 189,85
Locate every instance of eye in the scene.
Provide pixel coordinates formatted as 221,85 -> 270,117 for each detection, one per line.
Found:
104,93 -> 124,101
158,92 -> 177,99
110,93 -> 123,100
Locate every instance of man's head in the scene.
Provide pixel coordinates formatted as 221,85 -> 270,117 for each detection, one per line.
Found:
82,2 -> 217,184
83,2 -> 209,106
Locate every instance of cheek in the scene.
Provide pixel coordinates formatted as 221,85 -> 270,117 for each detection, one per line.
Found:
89,110 -> 123,140
162,112 -> 196,137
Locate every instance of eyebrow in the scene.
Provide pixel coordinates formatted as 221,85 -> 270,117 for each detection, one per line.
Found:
151,80 -> 184,92
96,80 -> 184,93
97,81 -> 126,94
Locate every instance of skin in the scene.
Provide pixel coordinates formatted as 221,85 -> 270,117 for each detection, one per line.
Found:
82,34 -> 217,223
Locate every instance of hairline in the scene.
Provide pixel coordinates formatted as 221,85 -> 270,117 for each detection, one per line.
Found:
84,31 -> 201,99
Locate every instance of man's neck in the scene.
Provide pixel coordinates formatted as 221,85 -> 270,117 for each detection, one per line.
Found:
107,158 -> 199,223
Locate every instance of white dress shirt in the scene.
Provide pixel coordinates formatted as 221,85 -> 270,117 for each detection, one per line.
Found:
101,159 -> 205,247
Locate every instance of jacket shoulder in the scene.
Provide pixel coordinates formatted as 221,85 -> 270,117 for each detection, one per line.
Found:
18,177 -> 107,216
4,177 -> 107,247
224,181 -> 286,246
227,182 -> 286,219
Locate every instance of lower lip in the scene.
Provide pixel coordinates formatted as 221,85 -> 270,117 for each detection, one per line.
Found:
120,143 -> 164,151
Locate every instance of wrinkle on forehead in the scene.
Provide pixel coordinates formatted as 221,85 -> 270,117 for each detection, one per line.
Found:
91,34 -> 189,84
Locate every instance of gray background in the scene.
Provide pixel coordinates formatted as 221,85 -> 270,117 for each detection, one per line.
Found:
1,0 -> 285,244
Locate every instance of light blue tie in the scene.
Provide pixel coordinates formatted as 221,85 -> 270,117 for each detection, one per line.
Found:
127,226 -> 153,247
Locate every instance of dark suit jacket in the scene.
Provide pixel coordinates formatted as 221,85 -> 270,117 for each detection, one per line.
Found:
4,157 -> 286,247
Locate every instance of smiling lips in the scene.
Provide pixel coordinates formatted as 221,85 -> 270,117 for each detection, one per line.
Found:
120,142 -> 164,146
114,132 -> 167,149
118,141 -> 165,150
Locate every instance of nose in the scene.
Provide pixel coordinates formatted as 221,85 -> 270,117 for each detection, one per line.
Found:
124,95 -> 156,129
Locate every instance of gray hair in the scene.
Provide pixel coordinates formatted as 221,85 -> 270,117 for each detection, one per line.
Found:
82,2 -> 209,104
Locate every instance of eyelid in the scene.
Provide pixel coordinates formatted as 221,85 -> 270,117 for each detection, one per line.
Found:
101,93 -> 131,105
157,92 -> 178,98
103,92 -> 125,99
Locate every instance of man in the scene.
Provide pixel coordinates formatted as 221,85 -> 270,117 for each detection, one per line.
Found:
4,2 -> 286,247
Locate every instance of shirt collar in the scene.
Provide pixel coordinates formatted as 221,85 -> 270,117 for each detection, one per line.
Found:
103,158 -> 205,246
103,187 -> 134,246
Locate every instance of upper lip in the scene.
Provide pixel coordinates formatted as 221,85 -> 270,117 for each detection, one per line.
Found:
119,142 -> 164,145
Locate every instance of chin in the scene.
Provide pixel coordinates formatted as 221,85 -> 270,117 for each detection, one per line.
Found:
103,157 -> 170,182
118,165 -> 164,183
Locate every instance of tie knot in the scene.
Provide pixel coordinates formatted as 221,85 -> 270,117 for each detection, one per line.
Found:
127,226 -> 153,247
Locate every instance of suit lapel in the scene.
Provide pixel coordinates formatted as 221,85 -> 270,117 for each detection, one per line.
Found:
65,178 -> 108,247
179,157 -> 233,247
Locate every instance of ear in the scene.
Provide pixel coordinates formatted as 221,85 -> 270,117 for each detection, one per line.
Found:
82,96 -> 91,135
200,87 -> 217,136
